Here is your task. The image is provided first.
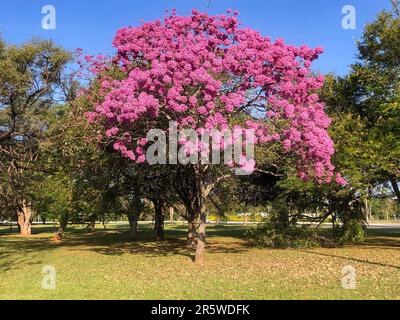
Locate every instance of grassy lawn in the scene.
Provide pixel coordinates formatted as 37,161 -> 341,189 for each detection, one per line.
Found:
0,223 -> 399,300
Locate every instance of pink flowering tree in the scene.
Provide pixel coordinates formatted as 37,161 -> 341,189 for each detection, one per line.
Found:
84,9 -> 345,264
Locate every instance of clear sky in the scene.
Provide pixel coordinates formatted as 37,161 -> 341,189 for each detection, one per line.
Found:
0,0 -> 393,75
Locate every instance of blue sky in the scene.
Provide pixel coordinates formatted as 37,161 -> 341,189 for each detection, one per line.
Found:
0,0 -> 392,75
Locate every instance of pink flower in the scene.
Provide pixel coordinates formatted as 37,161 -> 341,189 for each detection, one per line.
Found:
136,154 -> 146,163
163,75 -> 172,84
84,9 -> 340,185
125,150 -> 136,161
85,112 -> 97,124
113,141 -> 122,151
239,159 -> 255,174
106,127 -> 119,137
335,173 -> 348,186
138,138 -> 148,146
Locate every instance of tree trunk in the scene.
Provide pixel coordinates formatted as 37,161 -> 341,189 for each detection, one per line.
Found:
177,166 -> 215,264
195,207 -> 207,265
187,220 -> 197,246
127,212 -> 138,237
129,196 -> 144,237
17,204 -> 33,236
369,202 -> 373,220
54,212 -> 69,241
169,207 -> 174,224
153,199 -> 165,240
365,199 -> 369,223
86,215 -> 96,232
194,181 -> 208,265
390,177 -> 400,205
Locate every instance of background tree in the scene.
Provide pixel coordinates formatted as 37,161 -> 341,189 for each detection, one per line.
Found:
0,38 -> 71,235
322,1 -> 400,205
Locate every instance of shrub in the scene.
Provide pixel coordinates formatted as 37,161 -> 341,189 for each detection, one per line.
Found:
337,219 -> 366,243
245,220 -> 321,249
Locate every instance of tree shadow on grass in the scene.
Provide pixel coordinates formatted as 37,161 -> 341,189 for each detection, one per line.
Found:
362,228 -> 400,249
297,249 -> 400,270
366,227 -> 400,237
0,237 -> 57,271
57,227 -> 249,261
2,224 -> 400,271
0,252 -> 44,271
299,231 -> 399,268
0,223 -> 98,236
294,227 -> 400,270
0,224 -> 250,269
362,239 -> 400,248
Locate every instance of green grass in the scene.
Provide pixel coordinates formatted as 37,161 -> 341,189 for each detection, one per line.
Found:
0,223 -> 399,300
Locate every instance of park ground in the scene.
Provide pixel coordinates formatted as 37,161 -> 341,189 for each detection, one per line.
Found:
0,223 -> 399,300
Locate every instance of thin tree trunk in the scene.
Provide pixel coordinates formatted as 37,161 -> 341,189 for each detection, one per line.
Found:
127,212 -> 138,237
390,177 -> 400,205
129,196 -> 144,237
369,202 -> 373,220
153,199 -> 165,240
365,199 -> 369,223
169,207 -> 174,225
54,212 -> 69,241
86,215 -> 96,232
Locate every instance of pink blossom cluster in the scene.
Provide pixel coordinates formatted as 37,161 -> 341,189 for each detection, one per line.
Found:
76,48 -> 110,80
85,9 -> 346,185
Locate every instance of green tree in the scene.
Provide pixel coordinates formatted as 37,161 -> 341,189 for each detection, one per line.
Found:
327,2 -> 400,202
0,38 -> 71,235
